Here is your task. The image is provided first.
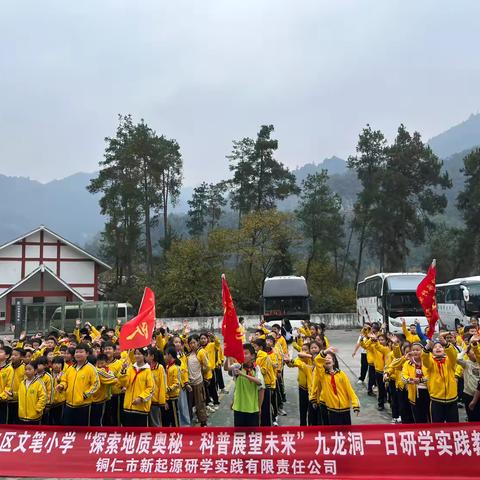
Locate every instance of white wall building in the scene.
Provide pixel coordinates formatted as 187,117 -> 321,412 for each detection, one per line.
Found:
0,225 -> 110,330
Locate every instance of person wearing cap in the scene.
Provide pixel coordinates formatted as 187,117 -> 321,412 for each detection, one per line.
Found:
0,344 -> 14,424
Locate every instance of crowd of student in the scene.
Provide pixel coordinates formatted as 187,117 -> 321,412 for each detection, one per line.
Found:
352,317 -> 480,424
1,315 -> 479,429
0,320 -> 231,427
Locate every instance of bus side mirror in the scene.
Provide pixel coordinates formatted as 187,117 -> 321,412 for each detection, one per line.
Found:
461,286 -> 470,302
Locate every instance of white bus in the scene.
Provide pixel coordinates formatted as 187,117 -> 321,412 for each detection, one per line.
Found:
437,276 -> 480,330
356,273 -> 429,334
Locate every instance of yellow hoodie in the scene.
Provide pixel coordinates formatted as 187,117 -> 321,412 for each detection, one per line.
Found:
287,357 -> 313,391
119,363 -> 154,414
421,344 -> 458,402
91,367 -> 118,404
10,363 -> 25,402
60,362 -> 99,408
314,354 -> 360,413
401,360 -> 429,404
0,363 -> 14,401
165,362 -> 181,400
18,376 -> 47,422
151,363 -> 167,406
256,350 -> 277,388
361,338 -> 390,373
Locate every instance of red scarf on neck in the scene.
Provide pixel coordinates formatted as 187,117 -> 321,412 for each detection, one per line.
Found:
330,371 -> 338,395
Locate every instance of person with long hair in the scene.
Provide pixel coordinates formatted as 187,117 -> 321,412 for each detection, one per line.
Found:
164,346 -> 182,427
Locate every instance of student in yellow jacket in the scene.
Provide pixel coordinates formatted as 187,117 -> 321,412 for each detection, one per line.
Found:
0,344 -> 14,424
57,343 -> 99,426
252,338 -> 276,426
146,347 -> 167,427
164,346 -> 181,427
118,347 -> 154,427
18,362 -> 47,424
314,347 -> 360,425
285,343 -> 313,426
50,356 -> 66,425
7,347 -> 25,424
90,353 -> 118,426
401,343 -> 430,423
402,318 -> 421,343
102,341 -> 124,426
422,336 -> 458,423
199,333 -> 219,408
360,333 -> 390,411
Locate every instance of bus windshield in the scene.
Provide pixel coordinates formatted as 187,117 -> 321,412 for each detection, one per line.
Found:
465,283 -> 480,314
386,292 -> 424,317
264,297 -> 308,313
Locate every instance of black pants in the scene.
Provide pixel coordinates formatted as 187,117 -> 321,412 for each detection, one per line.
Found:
271,387 -> 279,419
367,364 -> 376,393
398,388 -> 414,424
41,409 -> 50,425
430,399 -> 459,423
19,419 -> 40,425
308,402 -> 321,426
49,404 -> 64,425
205,378 -> 219,405
328,409 -> 351,425
215,367 -> 225,390
119,393 -> 125,426
233,410 -> 259,427
63,405 -> 90,426
260,387 -> 272,426
164,399 -> 180,427
359,353 -> 368,381
463,393 -> 480,422
0,402 -> 8,424
7,402 -> 19,424
298,387 -> 309,426
412,389 -> 430,423
388,382 -> 400,419
320,402 -> 330,425
278,369 -> 286,403
375,372 -> 386,407
457,377 -> 464,401
123,411 -> 149,426
90,402 -> 106,426
104,394 -> 121,426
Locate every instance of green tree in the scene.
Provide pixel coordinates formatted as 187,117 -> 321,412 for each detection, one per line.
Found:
206,181 -> 228,230
187,182 -> 209,236
228,125 -> 299,218
296,170 -> 344,280
347,125 -> 387,284
457,148 -> 480,274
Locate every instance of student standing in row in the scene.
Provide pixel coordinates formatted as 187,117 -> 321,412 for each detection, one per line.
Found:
0,345 -> 13,424
18,361 -> 47,425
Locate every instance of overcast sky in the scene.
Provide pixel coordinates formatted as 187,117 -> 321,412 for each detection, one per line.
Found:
0,1 -> 479,186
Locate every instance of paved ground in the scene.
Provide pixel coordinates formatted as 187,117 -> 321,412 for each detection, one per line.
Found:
209,328 -> 392,426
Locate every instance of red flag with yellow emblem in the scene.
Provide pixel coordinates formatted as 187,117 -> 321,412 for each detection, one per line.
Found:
119,287 -> 156,351
416,260 -> 439,339
221,274 -> 245,363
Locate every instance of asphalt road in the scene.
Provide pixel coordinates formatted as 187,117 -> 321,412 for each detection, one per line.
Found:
209,328 -> 393,426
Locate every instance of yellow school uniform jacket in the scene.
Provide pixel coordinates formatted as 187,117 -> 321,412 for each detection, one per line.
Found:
119,364 -> 154,414
402,323 -> 420,343
0,363 -> 14,401
18,376 -> 47,422
309,361 -> 324,405
205,340 -> 219,372
51,372 -> 66,406
385,355 -> 407,390
401,360 -> 429,404
196,348 -> 212,380
107,358 -> 124,395
151,363 -> 167,406
60,362 -> 99,408
39,372 -> 54,406
256,350 -> 277,388
421,344 -> 458,402
314,354 -> 360,412
177,352 -> 189,387
166,362 -> 181,400
361,339 -> 390,373
277,336 -> 288,356
10,363 -> 25,402
155,334 -> 168,353
91,367 -> 118,404
288,357 -> 313,391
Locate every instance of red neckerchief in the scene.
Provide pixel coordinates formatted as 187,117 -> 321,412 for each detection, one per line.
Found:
149,361 -> 158,371
131,364 -> 145,387
329,371 -> 338,395
434,356 -> 446,378
242,362 -> 256,377
411,358 -> 423,379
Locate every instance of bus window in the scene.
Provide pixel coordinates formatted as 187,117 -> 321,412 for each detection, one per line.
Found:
117,307 -> 126,319
436,287 -> 445,303
446,287 -> 461,303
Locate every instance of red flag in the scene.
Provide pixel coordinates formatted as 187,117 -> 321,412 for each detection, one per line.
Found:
221,274 -> 245,363
416,260 -> 439,339
119,287 -> 156,351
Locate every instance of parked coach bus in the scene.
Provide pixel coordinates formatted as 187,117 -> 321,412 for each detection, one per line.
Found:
262,276 -> 310,329
437,276 -> 480,329
356,272 -> 429,334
